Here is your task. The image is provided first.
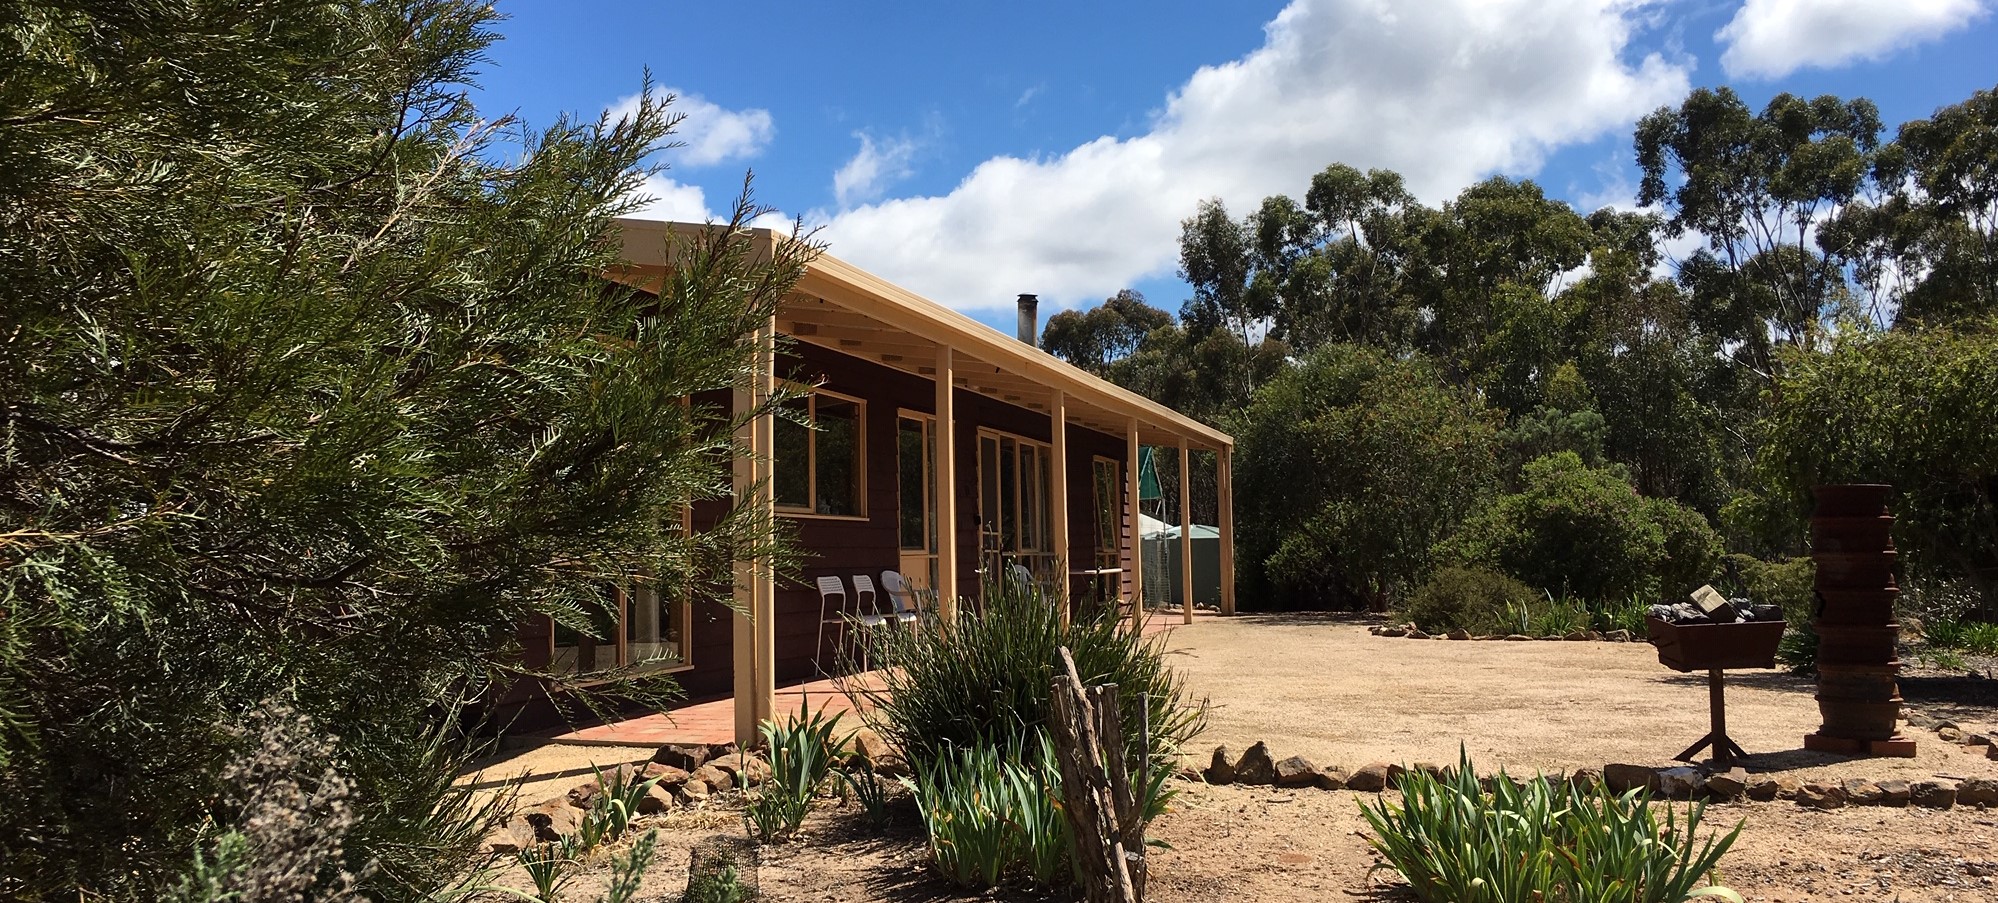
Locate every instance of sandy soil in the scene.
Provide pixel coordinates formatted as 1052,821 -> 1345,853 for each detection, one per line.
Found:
1168,613 -> 1998,783
475,615 -> 1998,902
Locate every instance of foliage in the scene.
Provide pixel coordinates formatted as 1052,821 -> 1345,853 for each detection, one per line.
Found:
1361,751 -> 1743,903
835,760 -> 893,830
1720,555 -> 1817,626
745,701 -> 849,843
516,844 -> 577,903
1401,567 -> 1538,634
904,735 -> 1070,890
0,2 -> 814,898
1923,620 -> 1998,656
600,830 -> 659,903
1761,324 -> 1998,615
1235,344 -> 1502,609
683,864 -> 749,903
587,765 -> 663,847
1444,453 -> 1719,602
1777,629 -> 1820,676
853,574 -> 1203,781
1040,290 -> 1174,377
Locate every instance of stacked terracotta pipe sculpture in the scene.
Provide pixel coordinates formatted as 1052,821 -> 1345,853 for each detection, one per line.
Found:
1805,484 -> 1917,757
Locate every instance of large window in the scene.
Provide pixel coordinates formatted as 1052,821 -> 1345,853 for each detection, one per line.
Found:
897,413 -> 939,591
979,429 -> 1054,581
774,389 -> 865,517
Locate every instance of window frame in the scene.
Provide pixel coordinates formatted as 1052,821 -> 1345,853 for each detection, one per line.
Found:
774,385 -> 869,521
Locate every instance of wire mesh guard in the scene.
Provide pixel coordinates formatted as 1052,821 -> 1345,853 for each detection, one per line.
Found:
683,834 -> 759,902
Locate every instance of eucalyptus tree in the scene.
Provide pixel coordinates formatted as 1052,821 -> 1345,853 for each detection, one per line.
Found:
0,1 -> 813,898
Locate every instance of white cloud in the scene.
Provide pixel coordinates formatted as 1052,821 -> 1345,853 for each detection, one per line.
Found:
817,0 -> 1691,314
627,173 -> 714,221
833,133 -> 921,208
608,88 -> 775,167
1717,0 -> 1987,80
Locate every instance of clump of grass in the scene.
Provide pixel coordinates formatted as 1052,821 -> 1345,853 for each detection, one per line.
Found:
904,733 -> 1068,889
1924,619 -> 1998,656
854,573 -> 1203,777
745,699 -> 851,842
1361,749 -> 1743,903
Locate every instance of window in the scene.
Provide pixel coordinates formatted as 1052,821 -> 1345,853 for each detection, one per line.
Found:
978,429 -> 1054,580
897,415 -> 935,552
1092,457 -> 1121,570
774,390 -> 865,517
550,581 -> 691,677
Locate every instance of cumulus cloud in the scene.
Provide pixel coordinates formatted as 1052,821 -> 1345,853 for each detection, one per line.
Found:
1717,0 -> 1987,80
608,88 -> 775,167
627,173 -> 714,222
817,0 -> 1691,314
833,133 -> 922,208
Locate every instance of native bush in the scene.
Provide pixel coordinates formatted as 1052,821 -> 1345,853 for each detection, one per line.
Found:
1443,452 -> 1719,603
746,701 -> 851,842
854,574 -> 1203,781
0,2 -> 815,897
1400,567 -> 1538,633
1362,751 -> 1743,903
1235,344 -> 1503,610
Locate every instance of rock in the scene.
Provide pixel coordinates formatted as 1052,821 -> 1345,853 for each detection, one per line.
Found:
1965,730 -> 1992,746
1604,629 -> 1632,642
1568,767 -> 1603,791
1904,710 -> 1942,728
483,819 -> 537,854
1564,630 -> 1591,641
524,799 -> 583,842
1603,764 -> 1660,795
1705,768 -> 1748,801
641,763 -> 691,787
1447,628 -> 1472,640
1473,634 -> 1501,641
690,764 -> 734,793
1774,777 -> 1802,800
1745,777 -> 1783,801
1406,629 -> 1430,639
1503,634 -> 1533,641
565,780 -> 600,810
1988,743 -> 1998,762
676,778 -> 710,806
1842,779 -> 1886,805
850,730 -> 910,778
1874,779 -> 1911,807
652,742 -> 714,772
1378,626 -> 1408,638
1315,766 -> 1349,791
1587,630 -> 1605,641
1174,766 -> 1203,782
1274,755 -> 1320,788
1656,767 -> 1704,800
1796,782 -> 1847,809
1957,777 -> 1998,806
1382,763 -> 1410,789
1235,741 -> 1278,785
1411,762 -> 1451,782
1538,635 -> 1563,641
1939,726 -> 1965,743
1347,763 -> 1393,792
638,782 -> 676,814
1911,780 -> 1957,809
712,752 -> 773,788
1203,746 -> 1237,785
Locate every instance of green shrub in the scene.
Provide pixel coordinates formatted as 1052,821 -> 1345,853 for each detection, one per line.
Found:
905,734 -> 1069,889
1444,452 -> 1720,602
1361,751 -> 1743,903
1777,628 -> 1818,675
1722,555 -> 1816,627
854,575 -> 1203,778
1400,567 -> 1538,633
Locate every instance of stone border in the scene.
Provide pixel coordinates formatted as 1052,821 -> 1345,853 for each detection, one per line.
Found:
1906,710 -> 1998,761
1184,741 -> 1998,812
1369,622 -> 1636,643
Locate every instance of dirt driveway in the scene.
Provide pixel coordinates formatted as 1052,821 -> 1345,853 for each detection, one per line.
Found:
1165,612 -> 1998,784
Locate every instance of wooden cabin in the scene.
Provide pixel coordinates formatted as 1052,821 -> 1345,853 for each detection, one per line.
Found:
504,220 -> 1235,744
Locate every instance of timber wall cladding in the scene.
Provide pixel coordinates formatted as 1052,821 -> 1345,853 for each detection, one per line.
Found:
677,339 -> 1129,699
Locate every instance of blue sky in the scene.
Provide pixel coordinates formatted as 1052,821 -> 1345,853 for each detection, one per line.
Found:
477,0 -> 1997,334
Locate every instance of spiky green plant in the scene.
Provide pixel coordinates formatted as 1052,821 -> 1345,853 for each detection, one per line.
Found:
1361,750 -> 1743,903
852,572 -> 1203,781
904,734 -> 1070,889
745,699 -> 852,842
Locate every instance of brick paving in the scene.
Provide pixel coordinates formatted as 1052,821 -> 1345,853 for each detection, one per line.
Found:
537,607 -> 1195,747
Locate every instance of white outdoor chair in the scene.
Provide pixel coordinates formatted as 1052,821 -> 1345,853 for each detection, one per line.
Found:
813,575 -> 847,675
879,570 -> 922,624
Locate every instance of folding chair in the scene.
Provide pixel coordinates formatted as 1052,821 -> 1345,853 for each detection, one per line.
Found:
813,576 -> 847,675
